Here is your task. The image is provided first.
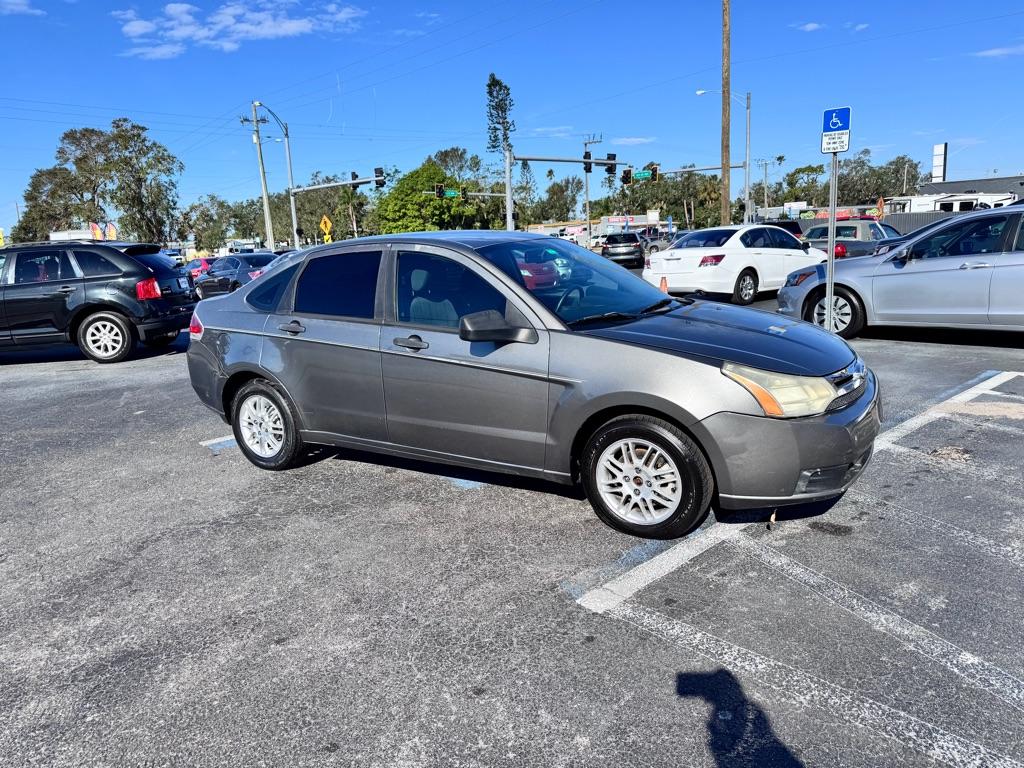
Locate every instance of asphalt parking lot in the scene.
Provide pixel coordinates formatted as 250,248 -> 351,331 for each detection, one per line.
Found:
2,304 -> 1024,767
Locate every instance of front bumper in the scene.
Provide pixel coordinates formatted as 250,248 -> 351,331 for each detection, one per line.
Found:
694,371 -> 881,510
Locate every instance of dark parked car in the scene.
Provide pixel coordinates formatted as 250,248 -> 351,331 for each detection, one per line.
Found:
187,231 -> 880,539
763,220 -> 804,240
195,253 -> 276,299
601,232 -> 646,267
0,241 -> 195,362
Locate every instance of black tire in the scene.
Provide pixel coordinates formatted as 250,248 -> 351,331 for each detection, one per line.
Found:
805,287 -> 866,339
76,311 -> 135,364
229,282 -> 241,293
195,285 -> 205,300
580,415 -> 714,539
230,379 -> 305,470
731,269 -> 758,305
143,331 -> 178,348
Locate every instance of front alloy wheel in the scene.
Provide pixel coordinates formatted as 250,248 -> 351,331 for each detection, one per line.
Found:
581,415 -> 713,539
810,288 -> 865,339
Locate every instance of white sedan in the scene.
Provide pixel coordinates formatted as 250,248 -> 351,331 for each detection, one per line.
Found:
642,224 -> 826,304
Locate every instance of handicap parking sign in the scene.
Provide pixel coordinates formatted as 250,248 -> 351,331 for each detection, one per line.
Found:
821,106 -> 851,154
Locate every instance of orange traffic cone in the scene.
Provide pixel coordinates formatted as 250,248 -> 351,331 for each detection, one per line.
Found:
659,276 -> 668,294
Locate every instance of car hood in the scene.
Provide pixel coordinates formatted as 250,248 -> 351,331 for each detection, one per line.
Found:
578,300 -> 855,376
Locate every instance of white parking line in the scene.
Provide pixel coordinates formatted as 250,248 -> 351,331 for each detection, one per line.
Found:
613,602 -> 1024,768
730,534 -> 1024,714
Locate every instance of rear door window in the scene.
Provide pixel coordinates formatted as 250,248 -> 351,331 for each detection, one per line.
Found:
73,250 -> 121,277
293,250 -> 382,319
740,228 -> 770,248
11,250 -> 75,284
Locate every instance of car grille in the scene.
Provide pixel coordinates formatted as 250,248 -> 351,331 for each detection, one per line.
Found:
826,379 -> 866,412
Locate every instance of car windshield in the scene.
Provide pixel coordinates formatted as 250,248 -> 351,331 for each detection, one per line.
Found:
475,238 -> 677,326
605,234 -> 637,244
675,229 -> 735,248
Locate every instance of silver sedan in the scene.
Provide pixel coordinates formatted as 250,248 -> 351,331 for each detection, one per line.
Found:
777,208 -> 1024,338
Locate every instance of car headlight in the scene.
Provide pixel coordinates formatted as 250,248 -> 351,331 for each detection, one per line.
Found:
784,270 -> 816,288
722,362 -> 837,418
519,269 -> 532,277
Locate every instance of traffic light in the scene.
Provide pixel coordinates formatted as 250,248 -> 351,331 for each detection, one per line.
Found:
651,165 -> 660,182
374,167 -> 385,188
434,183 -> 444,199
461,186 -> 469,200
605,153 -> 616,175
351,171 -> 358,181
583,150 -> 592,174
621,168 -> 632,186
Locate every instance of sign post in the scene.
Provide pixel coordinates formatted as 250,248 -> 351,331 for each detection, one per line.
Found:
820,107 -> 851,333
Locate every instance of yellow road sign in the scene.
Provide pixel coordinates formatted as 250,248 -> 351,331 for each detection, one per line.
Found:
323,233 -> 333,244
319,215 -> 333,235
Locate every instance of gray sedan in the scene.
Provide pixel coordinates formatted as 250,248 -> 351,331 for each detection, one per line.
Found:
778,208 -> 1024,338
187,231 -> 879,539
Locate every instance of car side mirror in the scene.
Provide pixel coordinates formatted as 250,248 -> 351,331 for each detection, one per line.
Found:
801,241 -> 810,252
459,310 -> 538,344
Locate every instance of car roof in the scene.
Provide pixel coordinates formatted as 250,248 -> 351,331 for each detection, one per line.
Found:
342,230 -> 553,248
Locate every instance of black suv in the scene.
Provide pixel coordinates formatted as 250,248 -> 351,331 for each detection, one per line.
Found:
0,241 -> 196,363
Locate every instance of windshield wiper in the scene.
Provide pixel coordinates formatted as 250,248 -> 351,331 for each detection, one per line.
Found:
637,298 -> 675,315
567,311 -> 639,328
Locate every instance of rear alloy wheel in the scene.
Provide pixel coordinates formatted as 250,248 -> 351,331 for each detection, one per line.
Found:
810,288 -> 865,339
581,415 -> 713,539
231,379 -> 305,470
732,270 -> 758,305
77,312 -> 134,363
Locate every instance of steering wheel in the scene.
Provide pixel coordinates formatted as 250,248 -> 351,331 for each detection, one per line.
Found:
555,285 -> 585,315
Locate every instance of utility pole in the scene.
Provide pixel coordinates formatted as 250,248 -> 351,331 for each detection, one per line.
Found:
254,102 -> 299,250
583,134 -> 602,246
755,158 -> 772,212
902,162 -> 909,194
720,0 -> 731,225
242,101 -> 274,248
504,148 -> 514,231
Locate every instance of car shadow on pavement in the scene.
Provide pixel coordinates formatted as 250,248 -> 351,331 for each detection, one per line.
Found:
714,496 -> 841,527
0,333 -> 189,366
299,446 -> 588,500
860,325 -> 1024,349
677,669 -> 805,767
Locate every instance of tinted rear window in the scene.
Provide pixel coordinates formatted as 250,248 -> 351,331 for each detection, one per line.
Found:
294,251 -> 382,318
121,244 -> 163,256
74,250 -> 121,276
247,264 -> 299,312
242,255 -> 274,268
606,234 -> 638,244
676,229 -> 735,248
135,253 -> 180,274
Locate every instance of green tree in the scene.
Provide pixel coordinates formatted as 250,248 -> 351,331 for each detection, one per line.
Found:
374,161 -> 475,233
178,195 -> 231,252
485,73 -> 516,154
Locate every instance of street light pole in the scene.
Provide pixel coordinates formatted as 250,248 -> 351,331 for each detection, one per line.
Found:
697,88 -> 752,223
720,0 -> 731,225
583,134 -> 602,246
255,101 -> 299,250
249,101 -> 274,249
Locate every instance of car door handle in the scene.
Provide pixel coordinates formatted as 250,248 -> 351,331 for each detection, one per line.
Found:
394,335 -> 429,351
277,321 -> 306,334
664,256 -> 681,261
959,262 -> 991,270
58,285 -> 77,294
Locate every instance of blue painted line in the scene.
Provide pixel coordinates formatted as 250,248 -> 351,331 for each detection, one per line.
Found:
559,537 -> 677,600
443,477 -> 486,490
205,438 -> 237,456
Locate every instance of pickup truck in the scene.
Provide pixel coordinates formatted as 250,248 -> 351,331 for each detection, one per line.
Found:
803,218 -> 900,258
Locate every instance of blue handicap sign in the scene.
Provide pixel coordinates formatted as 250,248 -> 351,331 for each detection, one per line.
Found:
822,107 -> 851,134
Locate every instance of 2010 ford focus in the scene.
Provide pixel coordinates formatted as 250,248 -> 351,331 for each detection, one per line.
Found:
187,231 -> 880,539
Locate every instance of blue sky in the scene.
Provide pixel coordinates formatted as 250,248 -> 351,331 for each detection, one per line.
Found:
1,0 -> 1023,235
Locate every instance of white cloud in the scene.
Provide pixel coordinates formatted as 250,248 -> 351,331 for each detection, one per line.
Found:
0,0 -> 44,15
611,137 -> 656,146
853,23 -> 869,32
531,126 -> 574,138
974,43 -> 1024,57
791,21 -> 824,32
114,1 -> 367,59
392,28 -> 426,37
122,43 -> 188,60
951,137 -> 984,147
